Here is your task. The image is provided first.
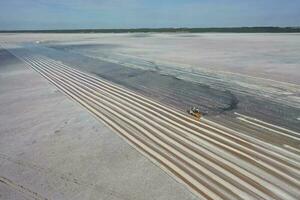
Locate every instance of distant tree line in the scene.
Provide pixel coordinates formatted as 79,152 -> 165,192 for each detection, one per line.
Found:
1,27 -> 300,33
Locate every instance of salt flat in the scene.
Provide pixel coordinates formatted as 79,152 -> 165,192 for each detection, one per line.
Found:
0,33 -> 299,200
6,32 -> 297,132
0,48 -> 198,200
2,33 -> 300,84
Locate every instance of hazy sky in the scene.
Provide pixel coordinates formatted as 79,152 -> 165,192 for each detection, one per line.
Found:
0,0 -> 299,30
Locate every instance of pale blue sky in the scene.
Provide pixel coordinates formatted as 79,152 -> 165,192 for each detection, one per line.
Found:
0,0 -> 299,30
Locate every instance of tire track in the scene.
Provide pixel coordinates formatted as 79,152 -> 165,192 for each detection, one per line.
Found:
34,55 -> 300,165
2,45 -> 299,200
27,55 -> 300,192
0,176 -> 48,200
34,56 -> 300,169
25,57 -> 272,200
19,54 -> 298,200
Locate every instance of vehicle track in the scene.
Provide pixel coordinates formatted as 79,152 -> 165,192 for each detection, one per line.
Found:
2,45 -> 300,199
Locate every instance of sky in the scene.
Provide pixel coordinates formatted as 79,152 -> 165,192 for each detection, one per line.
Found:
0,0 -> 299,30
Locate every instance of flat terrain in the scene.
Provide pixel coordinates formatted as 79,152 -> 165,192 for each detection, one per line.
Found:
0,49 -> 198,200
0,33 -> 300,200
3,33 -> 300,84
1,33 -> 299,131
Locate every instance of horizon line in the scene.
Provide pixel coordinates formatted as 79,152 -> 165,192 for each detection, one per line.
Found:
1,26 -> 300,33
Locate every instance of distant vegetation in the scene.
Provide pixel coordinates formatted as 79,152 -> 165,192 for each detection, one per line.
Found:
1,27 -> 300,33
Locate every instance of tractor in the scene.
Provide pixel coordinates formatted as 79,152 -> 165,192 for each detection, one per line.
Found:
187,107 -> 202,120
